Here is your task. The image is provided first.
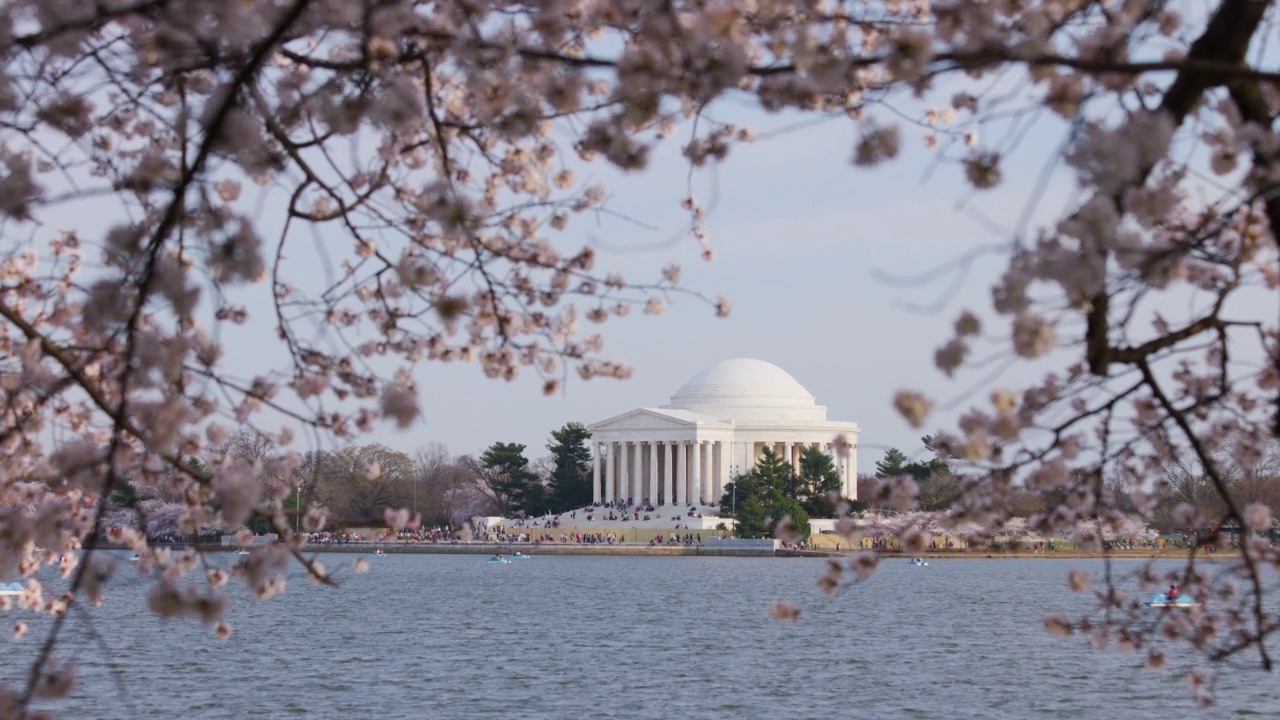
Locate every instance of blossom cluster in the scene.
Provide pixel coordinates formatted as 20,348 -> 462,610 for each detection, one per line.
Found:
2,0 -> 1280,712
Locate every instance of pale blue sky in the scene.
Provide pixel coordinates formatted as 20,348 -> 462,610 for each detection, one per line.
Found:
50,87 -> 1084,471
359,104 -> 1080,468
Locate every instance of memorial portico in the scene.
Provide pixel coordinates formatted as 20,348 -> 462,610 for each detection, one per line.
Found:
587,359 -> 860,508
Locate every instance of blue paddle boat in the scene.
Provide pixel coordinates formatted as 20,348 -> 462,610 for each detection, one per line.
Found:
909,557 -> 928,566
0,582 -> 23,597
1143,592 -> 1199,608
487,556 -> 512,564
510,552 -> 531,559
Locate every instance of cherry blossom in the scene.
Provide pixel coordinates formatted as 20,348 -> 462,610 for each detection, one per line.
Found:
1,0 -> 1279,713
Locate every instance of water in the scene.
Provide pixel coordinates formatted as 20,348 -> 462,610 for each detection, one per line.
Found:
5,553 -> 1277,719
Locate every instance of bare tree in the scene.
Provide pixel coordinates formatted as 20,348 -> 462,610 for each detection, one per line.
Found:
306,444 -> 414,524
1224,441 -> 1280,516
411,442 -> 482,528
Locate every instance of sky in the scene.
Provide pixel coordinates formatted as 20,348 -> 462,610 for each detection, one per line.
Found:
350,103 -> 1081,470
39,70 -> 1090,474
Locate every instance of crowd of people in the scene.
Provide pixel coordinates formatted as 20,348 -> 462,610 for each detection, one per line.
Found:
647,533 -> 703,546
302,531 -> 369,544
506,503 -> 714,526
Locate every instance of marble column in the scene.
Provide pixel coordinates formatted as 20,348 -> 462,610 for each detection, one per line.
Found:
619,440 -> 629,502
617,441 -> 626,502
604,442 -> 614,504
663,441 -> 674,506
691,439 -> 702,506
847,442 -> 859,499
717,441 -> 728,502
840,451 -> 850,497
710,441 -> 721,505
592,443 -> 601,504
696,440 -> 706,502
648,442 -> 658,505
628,441 -> 639,504
676,441 -> 687,506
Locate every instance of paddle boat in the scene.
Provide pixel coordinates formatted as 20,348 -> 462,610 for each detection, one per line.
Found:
909,557 -> 928,566
374,548 -> 386,556
233,549 -> 251,556
128,553 -> 141,563
487,555 -> 512,564
0,582 -> 23,597
510,552 -> 531,559
1143,592 -> 1200,609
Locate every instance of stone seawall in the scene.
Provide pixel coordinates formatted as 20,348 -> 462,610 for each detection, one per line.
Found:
105,543 -> 1216,560
294,543 -> 775,558
102,542 -> 774,557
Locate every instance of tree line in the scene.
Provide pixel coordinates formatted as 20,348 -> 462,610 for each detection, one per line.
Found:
103,422 -> 597,535
870,437 -> 1280,534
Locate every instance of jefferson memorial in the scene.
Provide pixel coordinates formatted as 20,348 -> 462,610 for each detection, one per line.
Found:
587,358 -> 861,507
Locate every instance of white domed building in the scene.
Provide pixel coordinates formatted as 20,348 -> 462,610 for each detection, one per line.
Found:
587,359 -> 860,508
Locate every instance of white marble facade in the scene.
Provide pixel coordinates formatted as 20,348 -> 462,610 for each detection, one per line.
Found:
587,359 -> 860,507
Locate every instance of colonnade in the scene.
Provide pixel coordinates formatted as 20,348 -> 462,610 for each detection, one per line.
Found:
590,439 -> 846,507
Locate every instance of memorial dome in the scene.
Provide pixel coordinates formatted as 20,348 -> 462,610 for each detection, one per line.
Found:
666,358 -> 824,421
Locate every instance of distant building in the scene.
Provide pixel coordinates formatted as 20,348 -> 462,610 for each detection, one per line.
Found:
587,358 -> 860,507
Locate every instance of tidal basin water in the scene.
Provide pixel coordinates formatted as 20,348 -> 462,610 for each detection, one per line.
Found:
7,554 -> 1278,719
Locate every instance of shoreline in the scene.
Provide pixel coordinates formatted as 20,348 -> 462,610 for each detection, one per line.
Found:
94,543 -> 1226,560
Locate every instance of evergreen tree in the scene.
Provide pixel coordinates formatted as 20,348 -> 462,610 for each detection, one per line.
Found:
719,466 -> 765,537
876,439 -> 952,480
753,447 -> 793,505
875,448 -> 910,478
874,438 -> 959,511
769,497 -> 811,541
730,492 -> 768,538
479,442 -> 546,516
798,446 -> 842,517
547,422 -> 593,512
719,448 -> 802,538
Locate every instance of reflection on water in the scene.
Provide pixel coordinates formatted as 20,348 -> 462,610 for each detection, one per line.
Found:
4,553 -> 1277,719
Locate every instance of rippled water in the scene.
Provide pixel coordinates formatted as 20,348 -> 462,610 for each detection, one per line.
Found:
5,553 -> 1278,719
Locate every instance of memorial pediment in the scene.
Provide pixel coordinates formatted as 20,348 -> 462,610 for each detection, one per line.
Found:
588,408 -> 726,432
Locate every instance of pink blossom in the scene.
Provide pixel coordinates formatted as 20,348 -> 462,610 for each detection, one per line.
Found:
1043,613 -> 1073,638
1242,503 -> 1271,531
964,151 -> 1002,189
853,124 -> 902,167
380,383 -> 419,429
1011,312 -> 1054,358
1067,568 -> 1092,592
849,551 -> 879,579
893,391 -> 933,428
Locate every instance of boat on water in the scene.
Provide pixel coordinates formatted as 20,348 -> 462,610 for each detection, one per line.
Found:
487,557 -> 512,564
128,553 -> 141,562
0,582 -> 23,597
233,549 -> 251,556
374,549 -> 386,556
510,552 -> 531,559
1143,593 -> 1200,609
909,558 -> 928,566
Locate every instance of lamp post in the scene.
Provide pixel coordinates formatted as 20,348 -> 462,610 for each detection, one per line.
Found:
730,464 -> 738,538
